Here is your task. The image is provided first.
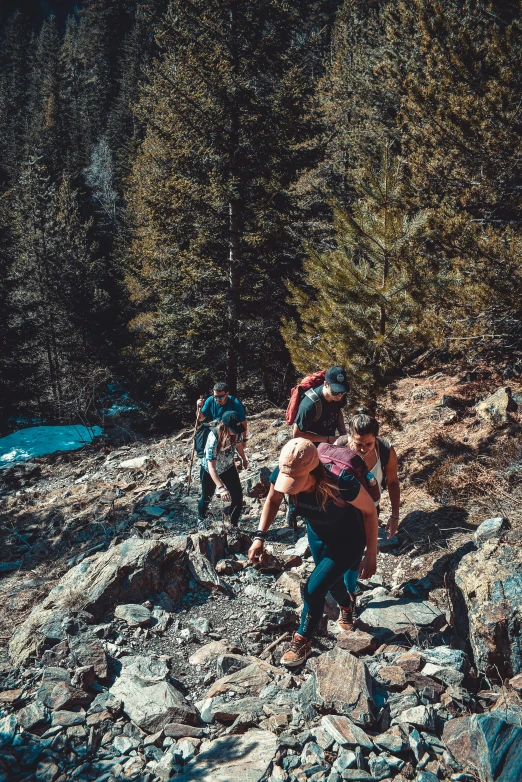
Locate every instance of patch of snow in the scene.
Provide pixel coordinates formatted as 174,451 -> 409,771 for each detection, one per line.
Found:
0,425 -> 103,469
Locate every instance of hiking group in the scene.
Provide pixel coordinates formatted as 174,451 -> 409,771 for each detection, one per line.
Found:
193,368 -> 400,667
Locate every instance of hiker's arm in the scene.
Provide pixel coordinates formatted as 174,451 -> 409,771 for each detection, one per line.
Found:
248,484 -> 283,563
207,459 -> 230,502
292,424 -> 336,444
197,396 -> 207,422
236,441 -> 248,469
384,446 -> 401,538
349,486 -> 378,578
337,409 -> 347,436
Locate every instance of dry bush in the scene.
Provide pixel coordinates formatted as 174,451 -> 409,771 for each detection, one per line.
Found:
426,438 -> 522,527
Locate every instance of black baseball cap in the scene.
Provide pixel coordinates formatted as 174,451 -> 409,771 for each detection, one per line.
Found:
221,410 -> 245,434
325,366 -> 349,394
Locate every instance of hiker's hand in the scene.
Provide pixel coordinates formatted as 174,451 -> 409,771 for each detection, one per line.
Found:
241,457 -> 249,470
359,550 -> 377,579
386,515 -> 399,538
196,398 -> 204,411
217,487 -> 231,502
248,539 -> 266,564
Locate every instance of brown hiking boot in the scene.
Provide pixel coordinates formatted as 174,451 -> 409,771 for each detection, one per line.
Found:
338,598 -> 355,632
281,633 -> 312,667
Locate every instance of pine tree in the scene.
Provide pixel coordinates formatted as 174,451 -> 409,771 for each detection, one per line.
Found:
27,15 -> 62,178
386,0 -> 522,347
283,147 -> 439,406
0,12 -> 34,187
10,156 -> 102,419
126,0 -> 332,409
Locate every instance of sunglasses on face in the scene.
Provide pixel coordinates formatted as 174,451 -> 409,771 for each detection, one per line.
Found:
214,393 -> 228,400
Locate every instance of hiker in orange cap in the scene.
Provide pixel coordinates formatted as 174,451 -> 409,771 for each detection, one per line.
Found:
248,437 -> 378,667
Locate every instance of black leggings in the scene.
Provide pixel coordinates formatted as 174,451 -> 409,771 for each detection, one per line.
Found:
298,522 -> 365,639
198,464 -> 243,525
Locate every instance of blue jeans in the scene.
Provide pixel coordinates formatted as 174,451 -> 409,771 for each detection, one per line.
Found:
297,522 -> 365,639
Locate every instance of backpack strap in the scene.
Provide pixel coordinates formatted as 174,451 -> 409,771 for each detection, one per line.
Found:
377,437 -> 391,489
304,387 -> 323,423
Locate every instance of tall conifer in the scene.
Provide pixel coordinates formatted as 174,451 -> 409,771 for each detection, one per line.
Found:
126,0 -> 331,406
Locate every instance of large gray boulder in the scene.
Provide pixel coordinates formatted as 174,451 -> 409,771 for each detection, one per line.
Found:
450,537 -> 522,678
443,713 -> 522,781
177,729 -> 277,782
109,654 -> 198,733
9,536 -> 188,666
356,595 -> 445,640
301,647 -> 375,727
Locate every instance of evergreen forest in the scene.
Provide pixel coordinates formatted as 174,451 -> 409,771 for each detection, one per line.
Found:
1,0 -> 522,430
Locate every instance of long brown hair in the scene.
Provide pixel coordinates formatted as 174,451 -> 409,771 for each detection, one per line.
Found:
215,421 -> 238,453
291,463 -> 345,511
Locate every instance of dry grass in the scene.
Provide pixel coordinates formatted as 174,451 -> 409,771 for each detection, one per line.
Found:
426,439 -> 522,528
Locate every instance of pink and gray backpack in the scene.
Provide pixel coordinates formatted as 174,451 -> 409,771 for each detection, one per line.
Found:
317,443 -> 381,503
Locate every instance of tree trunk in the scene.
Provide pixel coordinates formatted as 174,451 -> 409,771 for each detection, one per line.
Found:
226,0 -> 240,395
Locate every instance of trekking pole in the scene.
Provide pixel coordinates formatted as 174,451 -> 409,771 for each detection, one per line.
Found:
186,395 -> 204,496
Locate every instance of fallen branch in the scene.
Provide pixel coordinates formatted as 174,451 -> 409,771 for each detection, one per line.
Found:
260,631 -> 290,659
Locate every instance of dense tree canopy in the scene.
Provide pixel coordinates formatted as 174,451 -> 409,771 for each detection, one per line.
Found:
1,0 -> 522,430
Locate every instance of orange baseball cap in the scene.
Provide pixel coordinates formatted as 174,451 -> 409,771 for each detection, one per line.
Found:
274,438 -> 320,494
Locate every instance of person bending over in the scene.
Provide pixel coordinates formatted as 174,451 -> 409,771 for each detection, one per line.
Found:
248,438 -> 378,667
198,410 -> 248,530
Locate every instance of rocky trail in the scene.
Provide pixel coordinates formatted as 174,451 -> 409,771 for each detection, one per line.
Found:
1,367 -> 522,782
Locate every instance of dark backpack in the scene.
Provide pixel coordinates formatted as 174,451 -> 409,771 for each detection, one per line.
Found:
194,422 -> 218,459
317,443 -> 381,503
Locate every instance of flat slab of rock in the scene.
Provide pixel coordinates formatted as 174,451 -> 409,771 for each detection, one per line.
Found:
443,713 -> 522,781
115,604 -> 152,627
9,536 -> 188,666
0,688 -> 23,703
68,635 -> 108,679
474,517 -> 507,546
391,704 -> 435,730
357,595 -> 445,640
321,714 -> 373,749
119,655 -> 170,682
204,662 -> 275,699
304,647 -> 375,727
17,701 -> 47,730
395,652 -> 424,673
119,455 -> 154,469
187,551 -> 228,592
422,662 -> 464,687
164,723 -> 207,739
189,640 -> 241,666
450,539 -> 522,677
177,729 -> 277,782
336,630 -> 377,656
276,572 -> 304,606
377,665 -> 407,688
110,674 -> 198,733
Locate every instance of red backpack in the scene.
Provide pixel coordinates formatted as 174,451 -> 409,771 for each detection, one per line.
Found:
286,370 -> 326,425
317,443 -> 381,503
